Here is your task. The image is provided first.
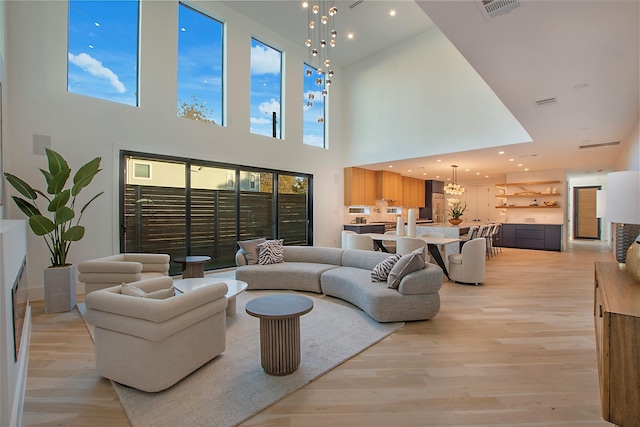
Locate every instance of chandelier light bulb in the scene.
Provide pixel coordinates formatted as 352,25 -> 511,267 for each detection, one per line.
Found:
302,1 -> 309,8
324,59 -> 331,67
316,77 -> 323,85
312,5 -> 319,14
322,89 -> 328,96
320,39 -> 326,47
312,48 -> 318,56
321,15 -> 328,24
318,117 -> 324,123
317,67 -> 324,75
308,93 -> 315,100
309,20 -> 315,29
328,70 -> 334,77
306,69 -> 312,76
329,6 -> 338,16
326,79 -> 331,86
305,39 -> 312,47
330,39 -> 336,47
331,30 -> 337,38
307,101 -> 313,107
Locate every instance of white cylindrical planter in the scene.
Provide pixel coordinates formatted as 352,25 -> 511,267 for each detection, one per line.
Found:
407,209 -> 417,237
396,216 -> 405,236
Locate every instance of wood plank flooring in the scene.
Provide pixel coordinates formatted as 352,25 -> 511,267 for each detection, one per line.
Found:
22,241 -> 616,426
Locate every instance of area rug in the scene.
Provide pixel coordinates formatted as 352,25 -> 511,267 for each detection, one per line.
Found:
106,290 -> 403,427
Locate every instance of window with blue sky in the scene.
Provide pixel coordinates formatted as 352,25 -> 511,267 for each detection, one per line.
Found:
67,0 -> 139,106
250,38 -> 282,139
303,63 -> 326,148
177,3 -> 224,125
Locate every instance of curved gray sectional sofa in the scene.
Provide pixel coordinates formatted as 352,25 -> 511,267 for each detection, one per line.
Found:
235,246 -> 443,323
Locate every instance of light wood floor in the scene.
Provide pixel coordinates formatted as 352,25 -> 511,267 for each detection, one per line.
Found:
22,241 -> 616,426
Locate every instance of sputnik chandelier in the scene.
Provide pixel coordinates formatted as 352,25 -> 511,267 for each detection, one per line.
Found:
444,165 -> 466,196
303,0 -> 336,98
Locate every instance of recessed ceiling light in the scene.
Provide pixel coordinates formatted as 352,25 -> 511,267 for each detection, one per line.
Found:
524,168 -> 529,171
517,163 -> 523,167
437,159 -> 442,162
407,169 -> 412,172
388,165 -> 393,168
509,158 -> 515,162
485,175 -> 489,178
435,175 -> 440,178
389,10 -> 396,16
476,172 -> 480,175
498,151 -> 504,155
422,172 -> 427,176
347,33 -> 354,39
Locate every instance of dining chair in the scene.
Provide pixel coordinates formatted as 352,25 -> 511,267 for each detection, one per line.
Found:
458,225 -> 479,251
448,237 -> 486,285
492,223 -> 502,255
382,230 -> 397,253
346,233 -> 375,251
341,230 -> 356,249
396,237 -> 427,256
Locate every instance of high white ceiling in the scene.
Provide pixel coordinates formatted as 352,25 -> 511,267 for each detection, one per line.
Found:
223,0 -> 639,181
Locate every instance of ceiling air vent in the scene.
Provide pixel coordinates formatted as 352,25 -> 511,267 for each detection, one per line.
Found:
579,141 -> 621,149
480,0 -> 521,18
535,97 -> 557,107
349,0 -> 365,9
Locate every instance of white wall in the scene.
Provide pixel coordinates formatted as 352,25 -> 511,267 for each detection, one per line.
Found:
615,118 -> 640,171
4,1 -> 346,296
342,28 -> 531,167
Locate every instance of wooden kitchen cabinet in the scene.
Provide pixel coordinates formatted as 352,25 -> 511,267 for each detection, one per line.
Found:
594,262 -> 640,427
344,167 -> 376,206
402,176 -> 425,207
376,170 -> 403,205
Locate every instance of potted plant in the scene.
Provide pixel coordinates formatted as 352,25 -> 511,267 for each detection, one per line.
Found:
447,198 -> 466,225
4,148 -> 102,312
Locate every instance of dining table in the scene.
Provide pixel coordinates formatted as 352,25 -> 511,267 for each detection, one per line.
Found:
364,233 -> 461,280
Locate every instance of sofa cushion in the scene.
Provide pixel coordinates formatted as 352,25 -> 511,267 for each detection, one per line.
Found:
237,238 -> 266,265
371,254 -> 402,282
283,246 -> 344,265
321,266 -> 441,322
387,247 -> 426,289
236,262 -> 338,293
341,249 -> 394,270
121,283 -> 175,299
258,239 -> 284,265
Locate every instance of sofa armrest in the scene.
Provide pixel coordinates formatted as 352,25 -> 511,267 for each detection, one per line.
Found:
397,263 -> 443,295
86,277 -> 228,323
236,249 -> 248,266
78,260 -> 143,274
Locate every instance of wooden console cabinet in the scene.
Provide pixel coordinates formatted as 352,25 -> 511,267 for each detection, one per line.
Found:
594,262 -> 640,427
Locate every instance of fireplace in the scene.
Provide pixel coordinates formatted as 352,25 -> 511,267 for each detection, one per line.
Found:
11,258 -> 28,362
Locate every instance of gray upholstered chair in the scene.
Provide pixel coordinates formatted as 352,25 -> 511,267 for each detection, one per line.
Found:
448,237 -> 486,285
78,253 -> 170,294
84,276 -> 227,392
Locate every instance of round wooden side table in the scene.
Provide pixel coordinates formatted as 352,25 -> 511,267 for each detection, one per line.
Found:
174,256 -> 211,279
245,294 -> 313,376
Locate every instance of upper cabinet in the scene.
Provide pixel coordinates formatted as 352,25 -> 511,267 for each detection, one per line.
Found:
376,170 -> 403,205
495,181 -> 562,208
344,167 -> 376,206
402,176 -> 425,207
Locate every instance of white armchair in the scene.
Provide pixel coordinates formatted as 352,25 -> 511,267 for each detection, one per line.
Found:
78,253 -> 170,294
447,237 -> 486,285
85,276 -> 228,392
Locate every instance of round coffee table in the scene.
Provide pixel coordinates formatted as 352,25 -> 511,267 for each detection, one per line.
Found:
245,294 -> 313,376
174,256 -> 211,279
174,278 -> 248,316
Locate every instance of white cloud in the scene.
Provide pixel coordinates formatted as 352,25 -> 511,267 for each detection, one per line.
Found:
68,52 -> 126,93
303,134 -> 324,147
250,117 -> 271,125
250,44 -> 281,75
258,98 -> 280,116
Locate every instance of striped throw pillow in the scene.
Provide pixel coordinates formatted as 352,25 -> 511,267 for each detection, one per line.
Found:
371,254 -> 402,282
257,239 -> 285,265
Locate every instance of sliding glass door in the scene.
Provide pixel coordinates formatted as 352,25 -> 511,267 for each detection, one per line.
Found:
120,152 -> 312,274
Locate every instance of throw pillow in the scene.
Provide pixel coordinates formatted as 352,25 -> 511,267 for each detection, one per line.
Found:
257,239 -> 285,265
237,238 -> 266,265
387,247 -> 426,289
371,253 -> 402,282
121,283 -> 175,299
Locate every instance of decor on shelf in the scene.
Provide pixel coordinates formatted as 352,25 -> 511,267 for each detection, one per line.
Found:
605,170 -> 640,281
4,149 -> 102,312
447,198 -> 466,225
303,0 -> 336,95
444,165 -> 465,196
